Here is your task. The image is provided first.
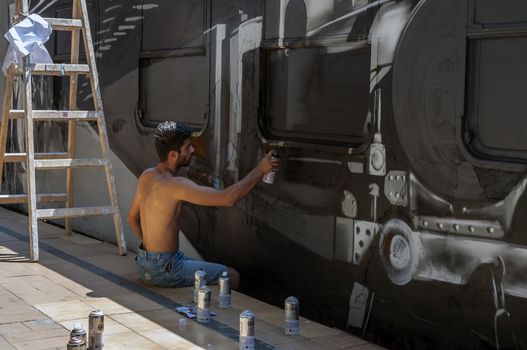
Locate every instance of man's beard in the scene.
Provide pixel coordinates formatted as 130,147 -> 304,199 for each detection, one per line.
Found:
179,157 -> 192,167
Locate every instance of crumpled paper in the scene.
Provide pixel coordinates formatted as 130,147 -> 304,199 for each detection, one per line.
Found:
2,14 -> 53,76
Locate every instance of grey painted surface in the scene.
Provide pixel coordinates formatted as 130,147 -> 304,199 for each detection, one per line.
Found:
0,1 -> 9,98
4,1 -> 527,349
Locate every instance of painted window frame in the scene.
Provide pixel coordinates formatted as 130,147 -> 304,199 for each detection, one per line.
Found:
137,0 -> 210,130
462,0 -> 527,171
259,0 -> 377,152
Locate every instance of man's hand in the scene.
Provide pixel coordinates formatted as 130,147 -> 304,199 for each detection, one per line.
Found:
257,151 -> 280,175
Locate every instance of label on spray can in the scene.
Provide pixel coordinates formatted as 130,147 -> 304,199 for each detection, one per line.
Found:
284,296 -> 299,335
88,309 -> 104,350
239,310 -> 255,350
197,287 -> 211,323
262,152 -> 279,184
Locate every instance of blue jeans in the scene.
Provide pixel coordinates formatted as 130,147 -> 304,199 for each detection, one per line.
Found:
136,244 -> 227,287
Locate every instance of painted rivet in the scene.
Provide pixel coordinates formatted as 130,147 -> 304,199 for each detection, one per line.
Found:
371,151 -> 384,171
469,226 -> 475,233
488,227 -> 495,234
454,224 -> 460,231
437,223 -> 444,230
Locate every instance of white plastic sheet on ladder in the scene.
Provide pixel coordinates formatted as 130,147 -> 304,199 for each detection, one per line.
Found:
2,13 -> 53,75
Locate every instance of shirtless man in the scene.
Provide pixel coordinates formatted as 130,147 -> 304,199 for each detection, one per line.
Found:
127,121 -> 278,290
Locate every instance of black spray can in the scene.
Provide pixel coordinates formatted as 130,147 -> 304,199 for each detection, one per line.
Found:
88,309 -> 104,350
284,296 -> 299,335
67,336 -> 86,350
239,310 -> 255,350
263,152 -> 279,184
218,271 -> 231,308
197,286 -> 212,323
194,270 -> 207,303
70,322 -> 87,345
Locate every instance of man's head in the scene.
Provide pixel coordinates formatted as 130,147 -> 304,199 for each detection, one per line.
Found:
154,121 -> 195,167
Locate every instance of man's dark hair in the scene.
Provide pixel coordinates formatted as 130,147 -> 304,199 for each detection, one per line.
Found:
154,121 -> 194,161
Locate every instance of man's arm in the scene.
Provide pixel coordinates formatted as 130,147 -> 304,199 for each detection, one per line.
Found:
127,184 -> 143,240
173,151 -> 278,207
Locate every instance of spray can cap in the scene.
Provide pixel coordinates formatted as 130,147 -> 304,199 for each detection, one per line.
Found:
222,271 -> 228,278
73,322 -> 82,330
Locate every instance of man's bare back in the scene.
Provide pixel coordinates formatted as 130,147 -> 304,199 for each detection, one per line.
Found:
136,167 -> 185,252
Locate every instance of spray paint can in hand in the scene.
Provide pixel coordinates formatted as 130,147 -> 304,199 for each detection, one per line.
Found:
194,270 -> 207,303
67,336 -> 86,350
70,322 -> 87,345
284,296 -> 299,335
197,286 -> 212,323
239,310 -> 255,350
88,309 -> 104,350
262,151 -> 279,184
218,271 -> 231,309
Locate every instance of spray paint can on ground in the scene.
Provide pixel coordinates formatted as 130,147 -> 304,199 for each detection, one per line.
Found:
284,296 -> 299,335
89,309 -> 104,350
239,310 -> 255,350
70,322 -> 87,345
197,286 -> 212,323
67,336 -> 86,350
194,270 -> 207,303
218,271 -> 231,309
262,151 -> 279,184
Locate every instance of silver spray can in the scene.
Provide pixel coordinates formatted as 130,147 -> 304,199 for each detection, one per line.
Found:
88,309 -> 104,350
284,296 -> 299,335
197,286 -> 212,323
194,270 -> 207,303
218,271 -> 231,309
67,336 -> 86,350
239,310 -> 255,350
70,322 -> 87,345
262,152 -> 278,184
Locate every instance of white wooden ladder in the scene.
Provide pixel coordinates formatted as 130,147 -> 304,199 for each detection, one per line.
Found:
0,0 -> 127,261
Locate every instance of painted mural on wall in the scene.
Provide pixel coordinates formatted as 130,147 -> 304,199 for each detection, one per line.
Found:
2,0 -> 527,348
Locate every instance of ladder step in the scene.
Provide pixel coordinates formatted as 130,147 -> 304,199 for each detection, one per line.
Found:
9,110 -> 100,121
15,64 -> 91,76
4,152 -> 69,163
0,193 -> 68,204
33,110 -> 100,121
8,110 -> 23,119
36,206 -> 115,219
34,158 -> 107,169
43,18 -> 83,31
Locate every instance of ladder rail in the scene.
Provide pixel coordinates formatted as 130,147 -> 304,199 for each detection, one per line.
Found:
79,0 -> 127,255
0,65 -> 17,189
23,57 -> 39,262
65,0 -> 81,235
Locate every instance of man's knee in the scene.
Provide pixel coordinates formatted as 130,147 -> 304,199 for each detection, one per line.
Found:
228,267 -> 240,290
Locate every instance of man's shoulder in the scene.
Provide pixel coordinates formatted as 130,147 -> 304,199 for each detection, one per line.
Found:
139,167 -> 156,178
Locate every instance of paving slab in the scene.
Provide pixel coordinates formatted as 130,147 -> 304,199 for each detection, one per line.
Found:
0,207 -> 381,349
